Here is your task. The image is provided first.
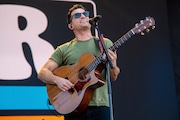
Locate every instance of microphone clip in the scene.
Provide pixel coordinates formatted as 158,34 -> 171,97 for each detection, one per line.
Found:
89,15 -> 102,25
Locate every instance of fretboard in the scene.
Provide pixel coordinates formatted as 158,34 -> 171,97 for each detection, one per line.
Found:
87,30 -> 135,72
86,16 -> 155,72
109,30 -> 134,52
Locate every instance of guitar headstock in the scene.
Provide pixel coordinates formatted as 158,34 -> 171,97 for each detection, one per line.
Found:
132,17 -> 155,35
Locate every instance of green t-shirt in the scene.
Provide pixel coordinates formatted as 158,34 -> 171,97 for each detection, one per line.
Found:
50,37 -> 113,107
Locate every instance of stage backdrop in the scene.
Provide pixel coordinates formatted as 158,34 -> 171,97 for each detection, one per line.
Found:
0,0 -> 179,120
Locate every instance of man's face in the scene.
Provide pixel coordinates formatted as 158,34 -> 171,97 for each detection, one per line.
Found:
70,8 -> 91,30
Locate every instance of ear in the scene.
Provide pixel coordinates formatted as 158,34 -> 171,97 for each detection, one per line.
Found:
68,24 -> 73,30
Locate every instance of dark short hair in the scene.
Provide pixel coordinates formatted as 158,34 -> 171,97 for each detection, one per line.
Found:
67,4 -> 87,24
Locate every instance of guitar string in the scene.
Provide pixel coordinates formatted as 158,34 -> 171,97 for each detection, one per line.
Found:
87,31 -> 133,72
109,30 -> 133,52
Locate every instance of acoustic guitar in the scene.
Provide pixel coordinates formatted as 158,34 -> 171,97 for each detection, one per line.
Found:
46,17 -> 155,115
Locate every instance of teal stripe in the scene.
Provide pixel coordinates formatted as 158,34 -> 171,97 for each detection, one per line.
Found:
0,86 -> 54,110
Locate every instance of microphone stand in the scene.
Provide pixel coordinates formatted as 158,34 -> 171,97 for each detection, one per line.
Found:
93,21 -> 114,120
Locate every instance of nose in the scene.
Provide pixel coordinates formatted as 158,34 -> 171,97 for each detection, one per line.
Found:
80,13 -> 86,18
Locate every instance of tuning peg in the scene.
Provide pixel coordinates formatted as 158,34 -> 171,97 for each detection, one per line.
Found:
146,17 -> 149,20
141,32 -> 145,35
152,26 -> 155,29
135,23 -> 139,27
146,29 -> 150,32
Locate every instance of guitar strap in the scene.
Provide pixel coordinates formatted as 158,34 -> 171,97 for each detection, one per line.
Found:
94,36 -> 107,64
93,35 -> 106,53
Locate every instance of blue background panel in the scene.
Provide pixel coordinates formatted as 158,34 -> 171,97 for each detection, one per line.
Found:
0,86 -> 54,110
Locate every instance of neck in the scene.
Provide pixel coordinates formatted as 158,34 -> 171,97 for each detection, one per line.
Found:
74,29 -> 93,41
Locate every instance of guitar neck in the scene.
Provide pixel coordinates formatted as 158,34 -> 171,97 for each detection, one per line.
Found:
109,30 -> 135,52
87,30 -> 135,72
87,16 -> 155,72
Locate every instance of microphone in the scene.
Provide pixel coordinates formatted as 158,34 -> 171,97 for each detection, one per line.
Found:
89,15 -> 102,24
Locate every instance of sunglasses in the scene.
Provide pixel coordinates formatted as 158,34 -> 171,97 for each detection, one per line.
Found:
71,11 -> 90,19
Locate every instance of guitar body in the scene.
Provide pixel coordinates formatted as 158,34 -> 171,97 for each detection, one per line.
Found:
46,53 -> 105,115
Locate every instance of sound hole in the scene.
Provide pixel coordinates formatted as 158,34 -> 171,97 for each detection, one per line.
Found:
74,67 -> 91,95
78,67 -> 88,81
